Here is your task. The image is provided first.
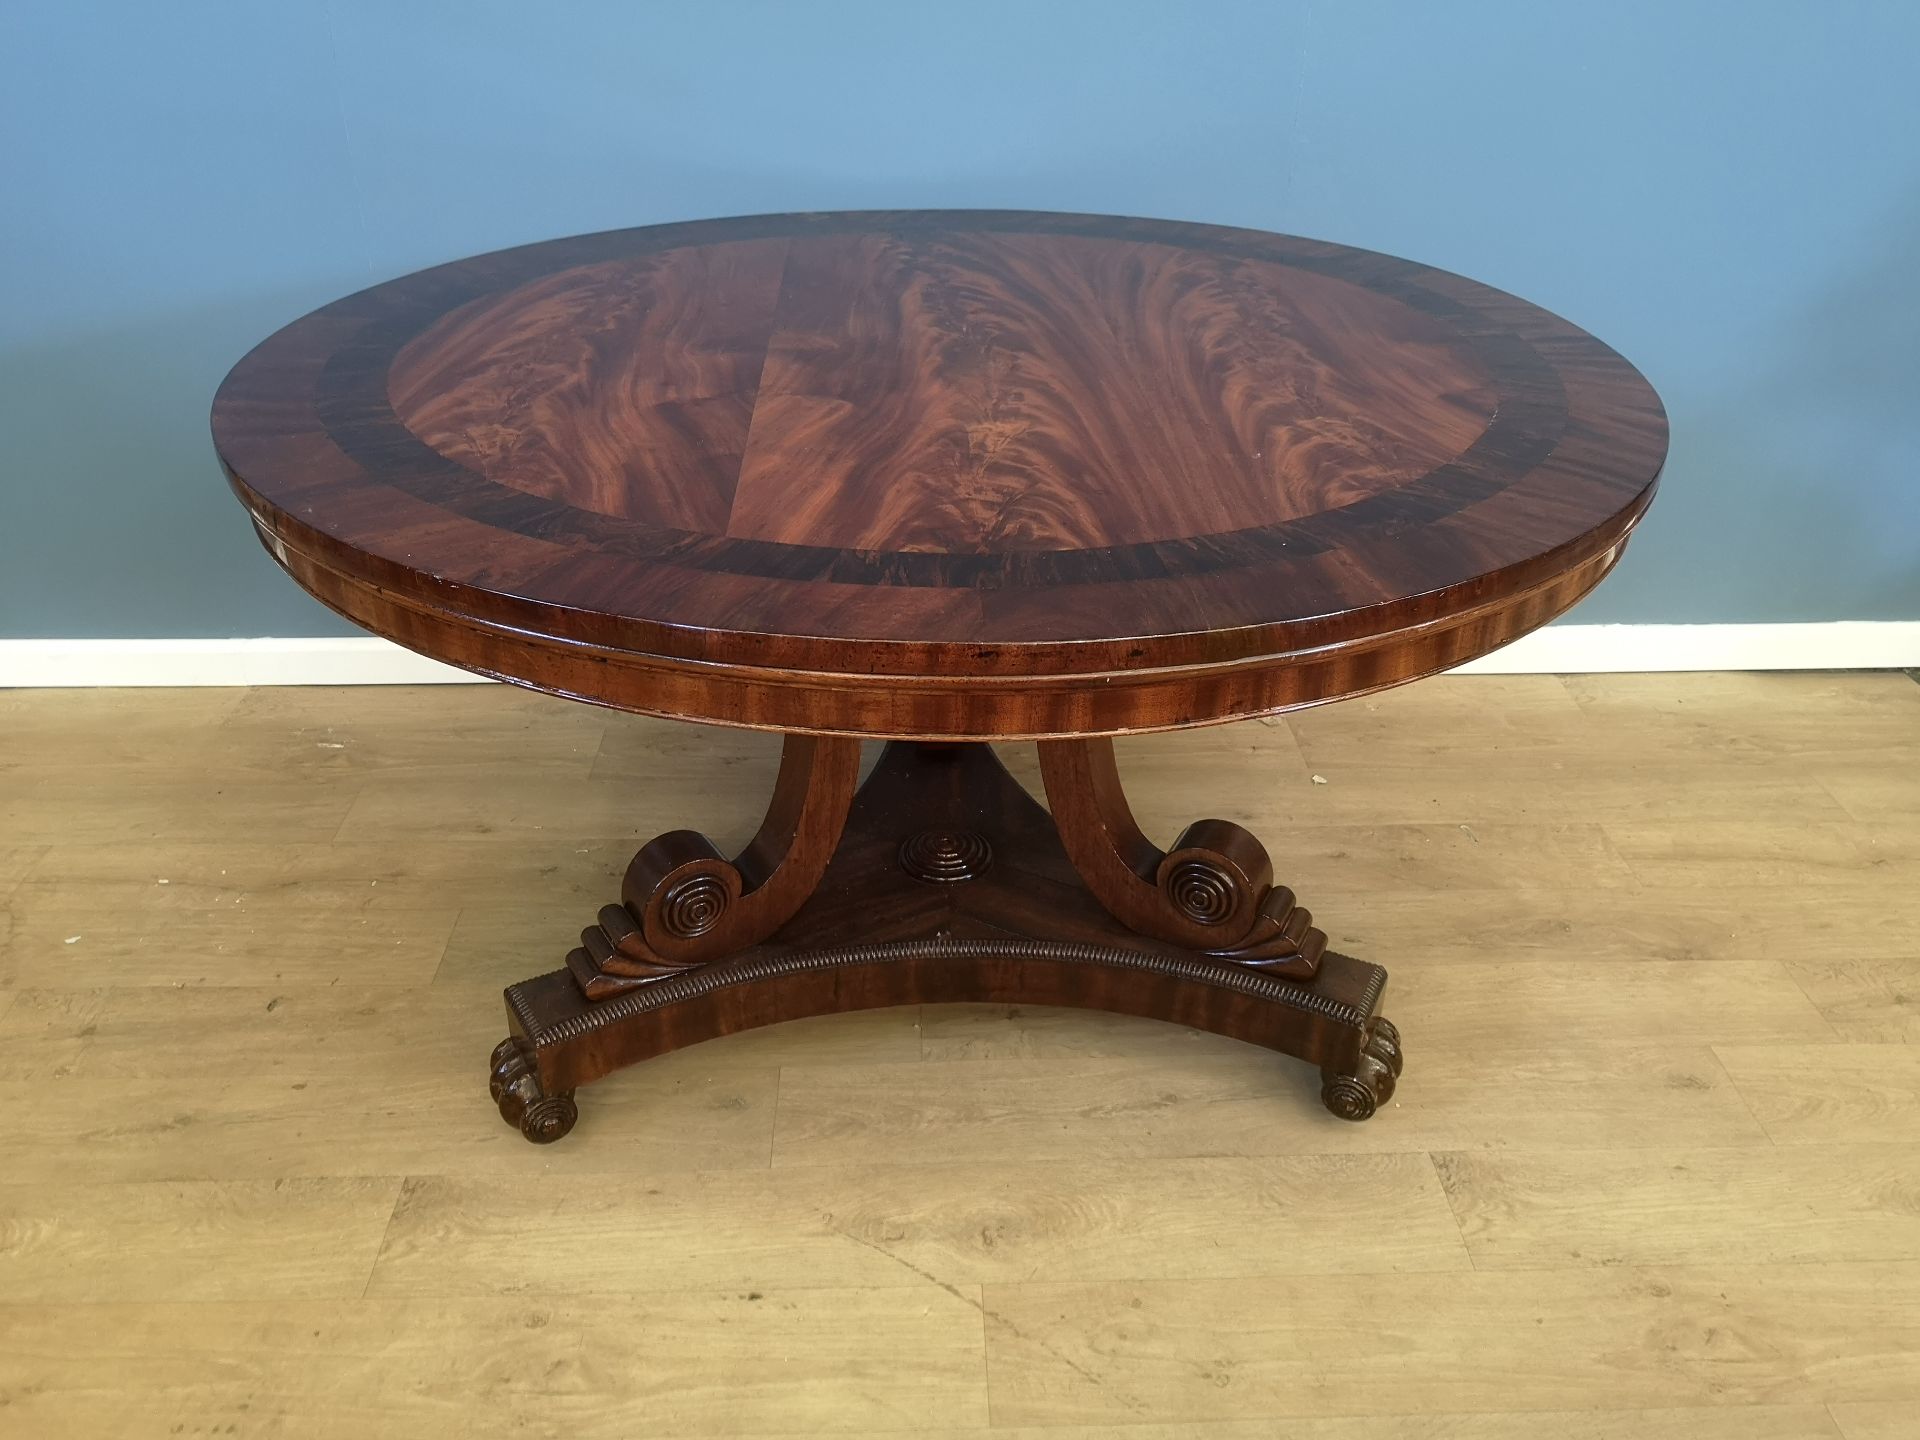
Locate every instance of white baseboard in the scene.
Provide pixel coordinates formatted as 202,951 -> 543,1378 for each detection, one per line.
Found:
0,638 -> 477,687
1,624 -> 1916,688
1451,622 -> 1920,674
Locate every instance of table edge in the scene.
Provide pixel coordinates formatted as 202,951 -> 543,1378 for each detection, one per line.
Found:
233,467 -> 1652,738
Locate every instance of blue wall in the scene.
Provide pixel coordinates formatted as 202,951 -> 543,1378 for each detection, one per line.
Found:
4,0 -> 1916,636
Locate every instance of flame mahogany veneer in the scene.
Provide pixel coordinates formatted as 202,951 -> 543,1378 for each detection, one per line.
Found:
214,212 -> 1663,1141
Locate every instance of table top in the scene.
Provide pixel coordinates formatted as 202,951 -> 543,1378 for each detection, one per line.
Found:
214,211 -> 1666,738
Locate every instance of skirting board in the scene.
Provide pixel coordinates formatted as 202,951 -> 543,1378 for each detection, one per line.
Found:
2,623 -> 1918,687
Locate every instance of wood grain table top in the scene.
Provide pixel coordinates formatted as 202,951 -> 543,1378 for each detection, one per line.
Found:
213,211 -> 1666,737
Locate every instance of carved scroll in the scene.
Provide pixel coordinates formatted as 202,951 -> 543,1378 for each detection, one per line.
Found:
569,734 -> 862,999
1035,737 -> 1324,977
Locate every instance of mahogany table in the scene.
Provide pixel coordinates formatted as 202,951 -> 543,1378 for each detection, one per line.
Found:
213,211 -> 1666,1143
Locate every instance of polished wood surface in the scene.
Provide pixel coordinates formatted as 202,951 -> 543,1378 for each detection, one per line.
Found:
214,211 -> 1666,738
4,676 -> 1918,1434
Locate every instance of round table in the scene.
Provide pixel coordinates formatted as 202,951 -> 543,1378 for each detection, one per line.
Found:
214,211 -> 1666,1143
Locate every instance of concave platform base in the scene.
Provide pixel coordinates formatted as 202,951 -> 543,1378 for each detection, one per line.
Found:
491,742 -> 1400,1144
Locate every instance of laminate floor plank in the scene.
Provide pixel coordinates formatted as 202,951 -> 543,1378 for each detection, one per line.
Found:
1,886 -> 458,987
1434,1144 -> 1920,1267
1714,1043 -> 1920,1144
0,1177 -> 402,1301
220,683 -> 609,781
333,774 -> 738,843
1238,821 -> 1639,896
23,838 -> 632,914
0,984 -> 498,1079
589,1413 -> 1847,1440
0,844 -> 48,893
1269,755 -> 1854,827
1601,818 -> 1920,890
1559,671 -> 1920,753
1278,675 -> 1878,826
1392,958 -> 1833,1047
1784,958 -> 1920,1041
0,1290 -> 988,1438
1816,765 -> 1920,824
771,1044 -> 1768,1166
1319,883 -> 1918,965
1830,1400 -> 1919,1438
0,688 -> 248,770
0,775 -> 360,845
0,1056 -> 782,1183
0,983 -> 922,1078
365,1153 -> 1467,1299
980,1265 -> 1920,1425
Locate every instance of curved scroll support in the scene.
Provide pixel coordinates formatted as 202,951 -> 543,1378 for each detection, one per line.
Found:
1035,737 -> 1324,977
571,734 -> 862,998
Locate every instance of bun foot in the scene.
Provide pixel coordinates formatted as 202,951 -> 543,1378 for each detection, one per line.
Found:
1320,1015 -> 1402,1122
489,1036 -> 579,1144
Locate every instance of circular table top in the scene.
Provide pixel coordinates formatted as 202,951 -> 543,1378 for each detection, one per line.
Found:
214,210 -> 1666,738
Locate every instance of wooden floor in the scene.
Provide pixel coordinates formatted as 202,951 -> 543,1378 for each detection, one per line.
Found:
1,674 -> 1918,1437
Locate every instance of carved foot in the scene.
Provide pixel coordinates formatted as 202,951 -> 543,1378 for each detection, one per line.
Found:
489,1037 -> 578,1144
1319,1016 -> 1403,1122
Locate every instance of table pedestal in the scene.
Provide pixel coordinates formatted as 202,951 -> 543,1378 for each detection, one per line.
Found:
489,740 -> 1400,1143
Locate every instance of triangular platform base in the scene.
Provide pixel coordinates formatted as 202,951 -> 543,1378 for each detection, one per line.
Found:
490,742 -> 1400,1144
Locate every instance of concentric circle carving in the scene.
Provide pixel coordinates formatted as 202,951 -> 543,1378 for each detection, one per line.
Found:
519,1093 -> 578,1144
659,873 -> 731,937
899,828 -> 993,883
1321,1074 -> 1378,1122
1164,859 -> 1238,926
